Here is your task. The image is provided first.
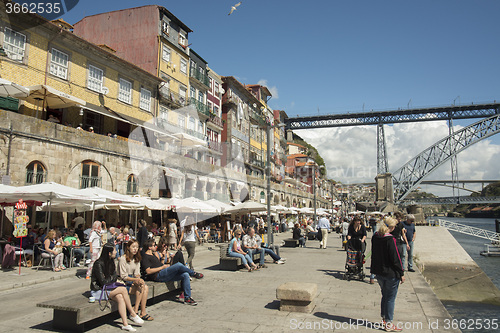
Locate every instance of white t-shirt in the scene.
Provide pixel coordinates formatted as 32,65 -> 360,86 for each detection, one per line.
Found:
89,230 -> 102,251
183,226 -> 197,242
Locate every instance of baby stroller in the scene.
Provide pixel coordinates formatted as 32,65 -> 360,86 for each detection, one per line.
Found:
344,238 -> 366,281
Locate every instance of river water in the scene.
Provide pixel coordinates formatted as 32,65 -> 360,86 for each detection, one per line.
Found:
426,217 -> 500,332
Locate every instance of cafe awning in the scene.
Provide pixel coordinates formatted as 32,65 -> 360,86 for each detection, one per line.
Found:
26,84 -> 85,109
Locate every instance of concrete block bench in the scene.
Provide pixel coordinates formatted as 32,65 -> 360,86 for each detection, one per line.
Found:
36,280 -> 181,332
219,243 -> 261,271
276,282 -> 317,313
283,238 -> 299,247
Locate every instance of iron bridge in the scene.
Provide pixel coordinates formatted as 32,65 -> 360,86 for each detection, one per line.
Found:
285,103 -> 500,130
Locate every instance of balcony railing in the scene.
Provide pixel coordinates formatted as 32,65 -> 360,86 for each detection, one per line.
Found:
208,114 -> 223,128
185,189 -> 206,200
189,97 -> 211,117
222,94 -> 238,105
189,67 -> 210,87
185,128 -> 205,140
126,182 -> 138,195
250,110 -> 267,126
159,87 -> 189,107
80,175 -> 102,189
208,192 -> 229,202
250,158 -> 265,169
25,171 -> 46,185
208,140 -> 223,153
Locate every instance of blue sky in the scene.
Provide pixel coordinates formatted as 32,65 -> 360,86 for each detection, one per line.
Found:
56,0 -> 500,193
58,0 -> 500,115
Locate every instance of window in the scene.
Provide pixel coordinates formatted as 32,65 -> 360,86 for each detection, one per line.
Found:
87,65 -> 103,93
180,58 -> 187,74
159,104 -> 169,120
127,174 -> 138,195
161,21 -> 170,35
80,161 -> 101,188
118,78 -> 132,104
162,44 -> 171,62
190,86 -> 196,98
178,114 -> 185,128
50,48 -> 69,79
190,60 -> 196,72
3,28 -> 26,61
198,120 -> 204,134
188,116 -> 195,131
198,91 -> 204,103
25,161 -> 45,185
179,86 -> 187,104
140,88 -> 151,111
179,33 -> 186,46
214,105 -> 219,116
214,82 -> 219,95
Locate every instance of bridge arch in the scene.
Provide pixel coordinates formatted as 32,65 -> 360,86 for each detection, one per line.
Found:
393,114 -> 500,202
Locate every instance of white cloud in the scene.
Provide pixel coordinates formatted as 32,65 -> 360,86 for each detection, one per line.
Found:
296,121 -> 500,197
257,79 -> 279,99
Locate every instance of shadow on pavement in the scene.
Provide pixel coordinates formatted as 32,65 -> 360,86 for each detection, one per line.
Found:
317,269 -> 345,279
314,312 -> 377,329
264,300 -> 280,310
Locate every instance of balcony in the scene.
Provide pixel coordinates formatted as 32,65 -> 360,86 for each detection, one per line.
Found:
185,128 -> 205,140
185,189 -> 206,200
80,175 -> 102,189
250,158 -> 265,169
189,97 -> 211,118
208,192 -> 229,202
208,113 -> 223,128
25,170 -> 46,185
250,110 -> 267,126
158,87 -> 189,108
208,140 -> 223,153
222,94 -> 238,106
189,67 -> 210,87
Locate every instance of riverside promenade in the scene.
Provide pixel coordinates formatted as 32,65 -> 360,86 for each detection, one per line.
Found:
0,232 -> 460,333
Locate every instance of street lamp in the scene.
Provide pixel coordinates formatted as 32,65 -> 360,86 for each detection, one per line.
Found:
265,121 -> 285,247
312,165 -> 325,223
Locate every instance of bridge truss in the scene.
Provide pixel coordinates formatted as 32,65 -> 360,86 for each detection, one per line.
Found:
286,103 -> 500,130
436,219 -> 500,243
402,195 -> 500,206
393,114 -> 500,202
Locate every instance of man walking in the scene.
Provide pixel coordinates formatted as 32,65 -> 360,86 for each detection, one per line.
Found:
403,214 -> 416,272
317,216 -> 330,249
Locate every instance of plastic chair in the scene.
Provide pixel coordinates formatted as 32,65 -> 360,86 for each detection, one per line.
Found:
36,245 -> 54,271
13,246 -> 27,267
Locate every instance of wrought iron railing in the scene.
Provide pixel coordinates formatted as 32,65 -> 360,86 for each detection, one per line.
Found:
80,175 -> 102,189
189,97 -> 211,117
189,67 -> 210,87
208,114 -> 223,128
25,171 -> 46,185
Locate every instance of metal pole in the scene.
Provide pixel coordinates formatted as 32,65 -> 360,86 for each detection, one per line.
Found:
313,165 -> 317,223
331,181 -> 334,217
266,124 -> 273,247
6,124 -> 13,176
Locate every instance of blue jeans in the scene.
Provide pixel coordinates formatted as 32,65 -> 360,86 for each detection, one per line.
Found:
376,275 -> 400,322
155,262 -> 194,298
263,248 -> 280,261
246,248 -> 265,266
228,251 -> 253,266
403,241 -> 414,270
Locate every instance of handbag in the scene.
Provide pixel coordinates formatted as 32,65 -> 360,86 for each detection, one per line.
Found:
98,281 -> 126,310
316,228 -> 323,241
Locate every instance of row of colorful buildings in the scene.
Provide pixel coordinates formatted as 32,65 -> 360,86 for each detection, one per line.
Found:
0,1 -> 334,213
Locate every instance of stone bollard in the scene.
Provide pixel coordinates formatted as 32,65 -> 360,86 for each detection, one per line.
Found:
276,282 -> 317,313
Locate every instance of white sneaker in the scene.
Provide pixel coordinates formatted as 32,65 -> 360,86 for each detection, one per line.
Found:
280,258 -> 287,262
129,315 -> 144,326
85,259 -> 91,264
276,260 -> 285,264
122,325 -> 136,332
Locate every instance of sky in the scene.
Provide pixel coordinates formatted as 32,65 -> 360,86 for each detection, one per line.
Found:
54,0 -> 500,196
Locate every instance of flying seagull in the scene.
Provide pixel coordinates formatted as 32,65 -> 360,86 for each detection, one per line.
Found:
228,2 -> 242,15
